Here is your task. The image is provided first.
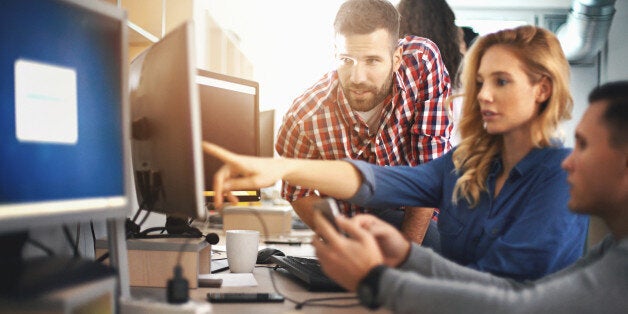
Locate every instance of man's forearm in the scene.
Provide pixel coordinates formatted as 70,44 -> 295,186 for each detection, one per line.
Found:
401,207 -> 434,244
290,195 -> 325,229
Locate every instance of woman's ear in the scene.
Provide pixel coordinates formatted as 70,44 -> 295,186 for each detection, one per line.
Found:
535,76 -> 552,104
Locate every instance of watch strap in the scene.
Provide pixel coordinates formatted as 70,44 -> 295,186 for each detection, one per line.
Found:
357,264 -> 387,309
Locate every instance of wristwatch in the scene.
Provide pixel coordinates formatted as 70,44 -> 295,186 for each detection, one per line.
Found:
357,264 -> 387,309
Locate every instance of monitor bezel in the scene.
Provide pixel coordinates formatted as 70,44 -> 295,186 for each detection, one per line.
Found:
129,21 -> 206,220
0,0 -> 132,233
196,69 -> 261,203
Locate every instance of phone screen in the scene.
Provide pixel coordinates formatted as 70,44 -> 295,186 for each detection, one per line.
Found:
313,197 -> 341,230
207,292 -> 285,303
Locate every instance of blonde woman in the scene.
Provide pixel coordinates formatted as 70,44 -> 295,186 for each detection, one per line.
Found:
203,25 -> 588,282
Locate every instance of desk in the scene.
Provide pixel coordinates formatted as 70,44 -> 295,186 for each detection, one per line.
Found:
129,229 -> 391,313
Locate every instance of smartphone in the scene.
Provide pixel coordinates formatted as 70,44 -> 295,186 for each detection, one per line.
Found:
313,197 -> 341,230
207,292 -> 285,303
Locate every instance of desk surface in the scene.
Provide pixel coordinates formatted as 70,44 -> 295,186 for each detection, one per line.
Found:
129,229 -> 391,313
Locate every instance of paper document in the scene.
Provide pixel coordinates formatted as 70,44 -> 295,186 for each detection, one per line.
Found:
198,273 -> 258,287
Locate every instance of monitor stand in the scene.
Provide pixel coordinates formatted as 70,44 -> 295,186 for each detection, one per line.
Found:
0,231 -> 28,263
126,215 -> 202,239
0,254 -> 115,298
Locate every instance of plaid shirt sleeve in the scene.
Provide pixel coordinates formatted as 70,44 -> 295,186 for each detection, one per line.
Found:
274,75 -> 335,202
275,109 -> 317,202
401,36 -> 452,164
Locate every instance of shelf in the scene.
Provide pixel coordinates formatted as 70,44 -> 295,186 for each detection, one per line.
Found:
128,21 -> 159,45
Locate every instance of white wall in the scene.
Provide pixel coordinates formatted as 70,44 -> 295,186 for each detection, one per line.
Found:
453,0 -> 626,148
563,0 -> 628,148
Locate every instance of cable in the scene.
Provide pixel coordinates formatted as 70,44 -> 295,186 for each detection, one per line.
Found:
62,225 -> 80,258
295,296 -> 360,309
167,237 -> 193,304
137,209 -> 152,228
131,204 -> 143,223
267,265 -> 360,309
75,224 -> 80,252
166,230 -> 218,304
25,237 -> 55,257
90,221 -> 97,255
236,206 -> 360,309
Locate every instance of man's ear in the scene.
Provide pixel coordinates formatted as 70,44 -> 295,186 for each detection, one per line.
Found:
535,76 -> 552,104
392,46 -> 403,72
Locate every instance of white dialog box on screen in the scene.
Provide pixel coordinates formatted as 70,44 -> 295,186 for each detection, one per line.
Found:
14,59 -> 78,144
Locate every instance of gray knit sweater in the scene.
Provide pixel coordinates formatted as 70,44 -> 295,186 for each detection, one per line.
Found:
378,234 -> 628,313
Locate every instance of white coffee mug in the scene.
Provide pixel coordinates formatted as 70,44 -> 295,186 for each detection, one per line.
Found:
226,229 -> 260,273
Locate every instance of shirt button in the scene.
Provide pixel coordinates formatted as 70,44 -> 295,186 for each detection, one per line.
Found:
491,228 -> 499,235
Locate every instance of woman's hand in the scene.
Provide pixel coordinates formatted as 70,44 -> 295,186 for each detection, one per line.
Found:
202,141 -> 283,208
203,141 -> 364,208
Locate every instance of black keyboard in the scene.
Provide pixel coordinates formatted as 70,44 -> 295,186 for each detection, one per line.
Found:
270,255 -> 345,292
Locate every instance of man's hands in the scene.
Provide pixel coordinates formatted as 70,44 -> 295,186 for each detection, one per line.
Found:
351,214 -> 413,268
311,212 -> 412,291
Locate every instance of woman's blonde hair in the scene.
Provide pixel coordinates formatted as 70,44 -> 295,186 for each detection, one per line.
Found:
452,25 -> 572,207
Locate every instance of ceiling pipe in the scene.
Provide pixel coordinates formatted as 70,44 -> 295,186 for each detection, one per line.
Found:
556,0 -> 616,62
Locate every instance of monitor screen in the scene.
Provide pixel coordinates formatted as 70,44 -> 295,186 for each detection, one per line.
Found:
197,69 -> 261,203
0,0 -> 130,232
129,22 -> 206,219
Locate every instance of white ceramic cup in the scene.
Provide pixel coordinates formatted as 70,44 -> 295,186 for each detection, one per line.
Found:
226,229 -> 260,273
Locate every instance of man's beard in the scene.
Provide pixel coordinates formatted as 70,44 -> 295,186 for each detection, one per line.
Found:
341,70 -> 394,112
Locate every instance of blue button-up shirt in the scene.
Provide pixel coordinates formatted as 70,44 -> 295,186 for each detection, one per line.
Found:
347,146 -> 589,281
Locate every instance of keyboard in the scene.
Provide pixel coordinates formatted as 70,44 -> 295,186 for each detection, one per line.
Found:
270,255 -> 345,292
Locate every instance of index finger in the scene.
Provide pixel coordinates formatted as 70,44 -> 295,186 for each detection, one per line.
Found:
202,141 -> 235,164
212,165 -> 230,209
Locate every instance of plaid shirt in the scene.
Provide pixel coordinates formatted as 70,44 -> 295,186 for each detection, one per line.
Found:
275,36 -> 452,216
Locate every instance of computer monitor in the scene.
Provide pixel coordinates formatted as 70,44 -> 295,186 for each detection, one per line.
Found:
259,109 -> 276,158
197,69 -> 261,203
0,0 -> 131,234
129,21 -> 206,220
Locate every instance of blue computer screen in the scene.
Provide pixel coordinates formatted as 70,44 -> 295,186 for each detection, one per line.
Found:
0,0 -> 125,203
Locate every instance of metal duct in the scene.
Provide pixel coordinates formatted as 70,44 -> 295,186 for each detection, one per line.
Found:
556,0 -> 616,62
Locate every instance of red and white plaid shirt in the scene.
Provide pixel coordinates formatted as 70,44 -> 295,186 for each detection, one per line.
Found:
276,36 -> 452,216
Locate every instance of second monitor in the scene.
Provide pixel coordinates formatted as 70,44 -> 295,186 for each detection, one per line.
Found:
197,69 -> 260,203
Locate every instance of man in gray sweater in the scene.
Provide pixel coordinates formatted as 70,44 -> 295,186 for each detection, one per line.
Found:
310,81 -> 628,313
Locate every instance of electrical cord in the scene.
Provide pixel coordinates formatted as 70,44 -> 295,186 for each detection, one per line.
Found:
239,205 -> 361,310
75,224 -> 80,252
25,237 -> 55,257
167,229 -> 219,304
90,221 -> 97,254
167,236 -> 193,304
62,224 -> 80,258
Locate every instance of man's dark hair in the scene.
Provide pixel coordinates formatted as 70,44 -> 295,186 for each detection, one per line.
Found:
462,26 -> 479,49
334,0 -> 400,50
588,80 -> 628,147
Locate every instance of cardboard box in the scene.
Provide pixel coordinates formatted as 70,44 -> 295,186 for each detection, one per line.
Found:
96,237 -> 210,288
222,205 -> 293,236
